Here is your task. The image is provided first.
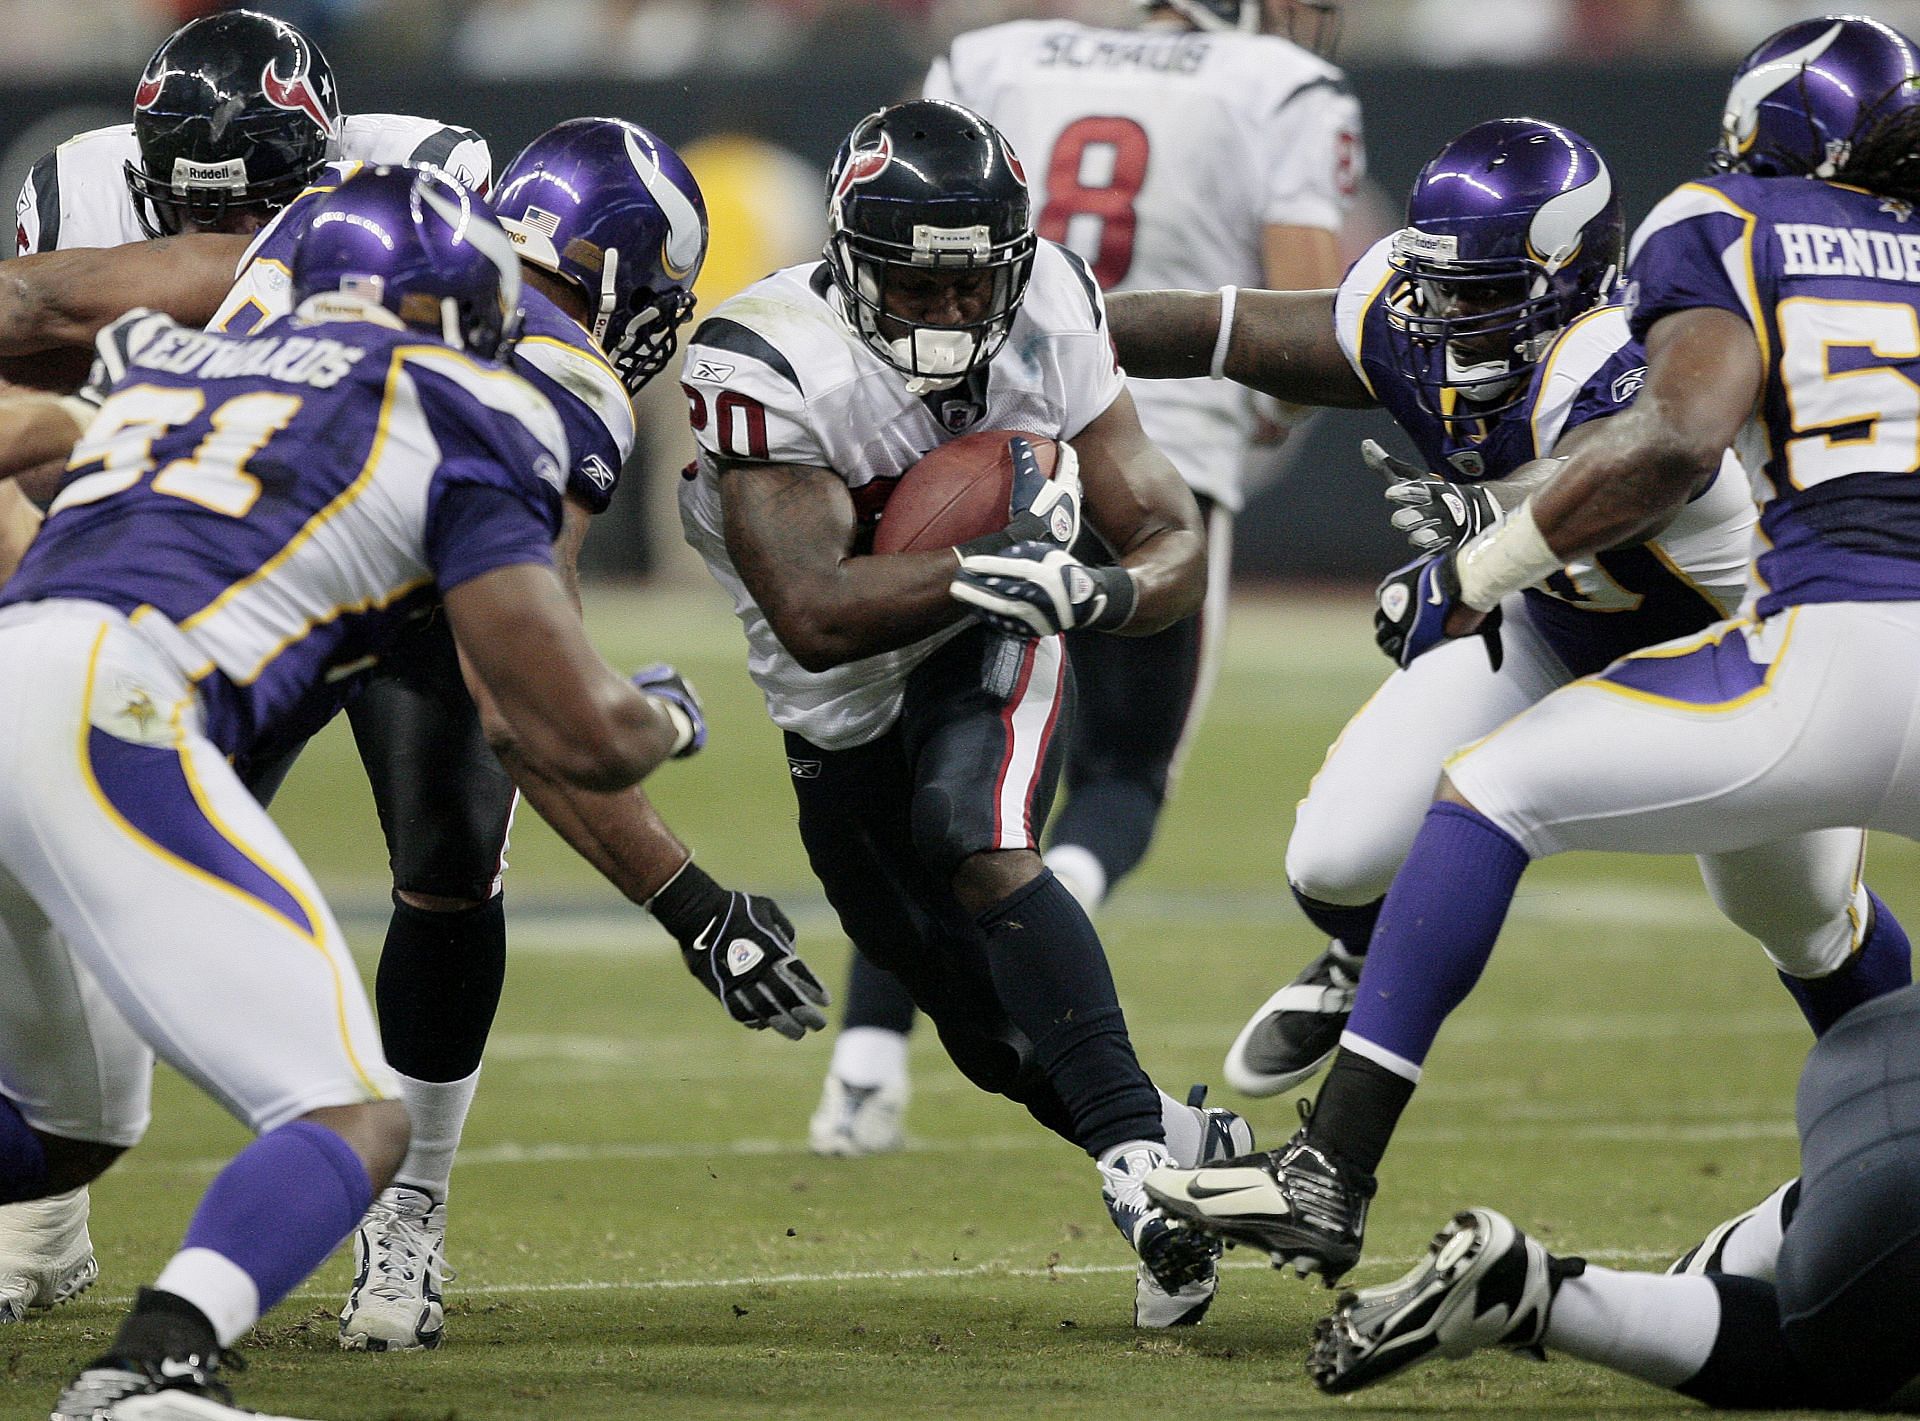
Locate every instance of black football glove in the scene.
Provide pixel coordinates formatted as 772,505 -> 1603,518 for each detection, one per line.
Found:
1365,439 -> 1503,555
951,541 -> 1138,637
1374,550 -> 1504,672
649,861 -> 829,1040
959,437 -> 1083,556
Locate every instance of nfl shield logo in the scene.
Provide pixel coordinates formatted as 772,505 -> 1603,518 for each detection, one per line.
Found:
939,400 -> 979,433
1446,450 -> 1486,479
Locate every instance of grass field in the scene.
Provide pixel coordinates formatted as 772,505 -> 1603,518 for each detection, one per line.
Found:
12,582 -> 1910,1420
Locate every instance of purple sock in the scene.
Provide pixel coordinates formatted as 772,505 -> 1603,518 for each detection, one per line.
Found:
1779,888 -> 1915,1035
0,1095 -> 49,1204
1346,801 -> 1531,1069
181,1120 -> 372,1315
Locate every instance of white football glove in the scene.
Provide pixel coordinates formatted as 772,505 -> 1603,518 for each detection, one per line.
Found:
960,436 -> 1083,555
1366,438 -> 1503,554
951,541 -> 1137,637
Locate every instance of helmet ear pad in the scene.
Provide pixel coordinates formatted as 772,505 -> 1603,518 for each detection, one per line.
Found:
126,10 -> 340,237
823,100 -> 1038,391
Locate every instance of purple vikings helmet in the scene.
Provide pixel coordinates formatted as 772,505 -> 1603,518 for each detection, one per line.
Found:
1713,16 -> 1920,179
491,119 -> 707,394
291,165 -> 522,361
1383,118 -> 1622,429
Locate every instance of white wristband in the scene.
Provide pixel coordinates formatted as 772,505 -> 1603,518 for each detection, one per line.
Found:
1455,501 -> 1563,612
1209,285 -> 1238,380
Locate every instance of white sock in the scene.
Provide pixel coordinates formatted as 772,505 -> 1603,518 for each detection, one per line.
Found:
154,1247 -> 259,1347
1156,1089 -> 1206,1167
392,1066 -> 481,1201
1715,1179 -> 1797,1281
828,1027 -> 909,1090
1044,845 -> 1107,914
1546,1266 -> 1721,1388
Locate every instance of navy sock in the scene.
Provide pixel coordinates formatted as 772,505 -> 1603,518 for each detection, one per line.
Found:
842,953 -> 920,1034
1677,1276 -> 1817,1408
375,893 -> 506,1081
1779,889 -> 1914,1035
977,870 -> 1162,1157
181,1120 -> 372,1317
1290,886 -> 1384,956
1345,801 -> 1530,1069
0,1095 -> 49,1204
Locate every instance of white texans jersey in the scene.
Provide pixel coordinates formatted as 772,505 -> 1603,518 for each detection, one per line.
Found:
15,113 -> 490,255
679,242 -> 1126,750
926,19 -> 1362,509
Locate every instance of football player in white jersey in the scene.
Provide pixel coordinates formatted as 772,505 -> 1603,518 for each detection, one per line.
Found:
15,9 -> 488,257
808,0 -> 1364,1160
680,100 -> 1252,1328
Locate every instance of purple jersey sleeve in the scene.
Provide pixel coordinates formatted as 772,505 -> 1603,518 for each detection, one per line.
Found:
1625,178 -> 1764,343
411,364 -> 566,592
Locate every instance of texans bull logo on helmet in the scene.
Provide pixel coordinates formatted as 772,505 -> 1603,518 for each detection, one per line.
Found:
832,131 -> 893,209
261,34 -> 337,139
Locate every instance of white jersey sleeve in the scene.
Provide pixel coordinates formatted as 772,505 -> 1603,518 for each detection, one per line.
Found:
1332,235 -> 1396,398
336,114 -> 492,195
1259,77 -> 1363,233
16,125 -> 148,253
682,316 -> 833,469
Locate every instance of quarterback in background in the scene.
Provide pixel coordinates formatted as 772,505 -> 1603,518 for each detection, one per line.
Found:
809,0 -> 1364,1160
680,99 -> 1252,1329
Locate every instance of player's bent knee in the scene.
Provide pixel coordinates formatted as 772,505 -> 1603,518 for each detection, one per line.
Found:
951,849 -> 1043,918
300,1100 -> 411,1192
1284,830 -> 1400,910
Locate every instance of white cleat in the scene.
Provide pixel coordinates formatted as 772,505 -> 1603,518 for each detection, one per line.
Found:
1101,1141 -> 1223,1329
338,1186 -> 450,1352
807,1074 -> 909,1157
0,1186 -> 98,1324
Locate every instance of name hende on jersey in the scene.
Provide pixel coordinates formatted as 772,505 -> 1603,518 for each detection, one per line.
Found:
1776,220 -> 1920,279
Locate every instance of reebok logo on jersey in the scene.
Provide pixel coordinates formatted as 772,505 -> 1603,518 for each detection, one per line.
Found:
580,453 -> 616,491
1612,365 -> 1647,403
787,758 -> 821,778
689,358 -> 735,383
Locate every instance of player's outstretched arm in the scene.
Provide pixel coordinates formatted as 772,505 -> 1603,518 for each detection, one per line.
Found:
445,561 -> 685,791
0,235 -> 249,356
1106,287 -> 1373,408
720,458 -> 973,671
1443,307 -> 1762,630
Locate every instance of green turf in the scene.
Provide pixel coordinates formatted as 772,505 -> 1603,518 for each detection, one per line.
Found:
11,585 -> 1908,1419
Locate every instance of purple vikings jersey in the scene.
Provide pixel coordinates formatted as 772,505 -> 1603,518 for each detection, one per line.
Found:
1335,237 -> 1750,675
0,307 -> 567,758
213,165 -> 635,512
1630,172 -> 1920,618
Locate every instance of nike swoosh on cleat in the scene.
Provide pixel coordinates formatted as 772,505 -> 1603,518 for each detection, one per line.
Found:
1179,1181 -> 1286,1203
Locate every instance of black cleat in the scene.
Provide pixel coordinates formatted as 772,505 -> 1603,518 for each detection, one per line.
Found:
1144,1113 -> 1375,1284
1224,942 -> 1363,1096
52,1345 -> 310,1419
1308,1208 -> 1582,1395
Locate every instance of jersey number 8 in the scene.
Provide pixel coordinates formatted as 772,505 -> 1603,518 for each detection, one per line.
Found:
1039,116 -> 1150,288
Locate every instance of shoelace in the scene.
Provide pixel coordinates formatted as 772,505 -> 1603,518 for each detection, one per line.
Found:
364,1203 -> 454,1301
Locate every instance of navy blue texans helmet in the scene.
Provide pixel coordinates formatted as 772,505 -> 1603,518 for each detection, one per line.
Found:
492,118 -> 708,394
291,165 -> 522,361
1713,15 -> 1920,179
1382,118 -> 1622,430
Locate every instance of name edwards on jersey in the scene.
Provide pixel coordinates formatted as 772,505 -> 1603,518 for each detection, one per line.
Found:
121,323 -> 365,389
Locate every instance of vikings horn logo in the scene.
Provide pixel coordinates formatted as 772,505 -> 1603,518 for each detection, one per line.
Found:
261,34 -> 335,137
832,131 -> 893,208
624,129 -> 705,282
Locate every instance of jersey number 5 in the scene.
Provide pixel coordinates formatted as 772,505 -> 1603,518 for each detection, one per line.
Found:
53,386 -> 303,519
1779,296 -> 1920,488
1038,117 -> 1150,288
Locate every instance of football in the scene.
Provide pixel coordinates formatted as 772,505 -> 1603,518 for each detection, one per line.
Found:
871,429 -> 1063,555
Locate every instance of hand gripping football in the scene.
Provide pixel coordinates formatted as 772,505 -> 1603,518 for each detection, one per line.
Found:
872,429 -> 1064,554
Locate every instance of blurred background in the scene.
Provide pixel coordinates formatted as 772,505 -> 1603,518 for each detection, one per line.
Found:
0,0 -> 1889,582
